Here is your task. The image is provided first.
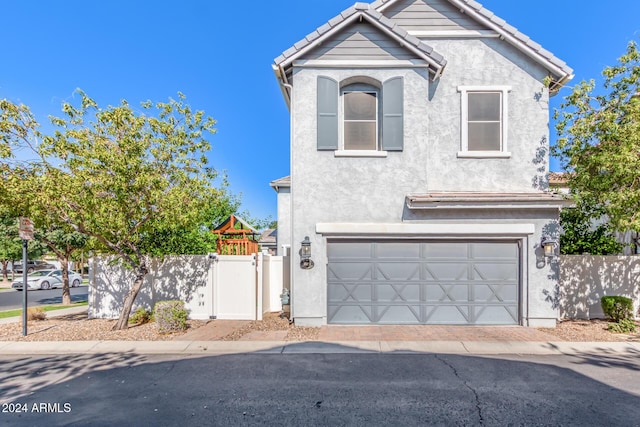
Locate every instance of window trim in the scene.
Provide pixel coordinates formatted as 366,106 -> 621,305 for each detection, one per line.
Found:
334,149 -> 387,158
457,85 -> 511,158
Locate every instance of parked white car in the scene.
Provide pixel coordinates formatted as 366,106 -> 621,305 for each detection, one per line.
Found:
11,269 -> 83,291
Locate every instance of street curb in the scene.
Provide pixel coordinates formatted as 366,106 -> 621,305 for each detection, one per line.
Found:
0,340 -> 638,356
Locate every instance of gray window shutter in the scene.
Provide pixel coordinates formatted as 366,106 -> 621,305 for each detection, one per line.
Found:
382,77 -> 404,151
317,76 -> 339,150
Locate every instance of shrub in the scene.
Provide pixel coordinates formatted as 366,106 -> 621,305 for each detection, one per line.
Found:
129,307 -> 152,325
26,307 -> 47,321
153,300 -> 188,333
607,318 -> 637,334
601,296 -> 634,322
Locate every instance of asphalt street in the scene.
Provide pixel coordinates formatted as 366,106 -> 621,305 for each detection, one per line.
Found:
1,351 -> 639,426
0,286 -> 88,311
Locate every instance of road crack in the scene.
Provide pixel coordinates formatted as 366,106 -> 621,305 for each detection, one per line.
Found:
434,354 -> 484,425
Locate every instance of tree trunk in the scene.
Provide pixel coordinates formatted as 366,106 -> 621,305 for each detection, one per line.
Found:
61,256 -> 71,306
112,263 -> 148,330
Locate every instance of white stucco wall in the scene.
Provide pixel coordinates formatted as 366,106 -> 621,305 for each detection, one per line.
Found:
287,35 -> 560,326
276,188 -> 291,256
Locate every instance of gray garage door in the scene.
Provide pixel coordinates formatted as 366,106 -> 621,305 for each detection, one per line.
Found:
327,240 -> 519,325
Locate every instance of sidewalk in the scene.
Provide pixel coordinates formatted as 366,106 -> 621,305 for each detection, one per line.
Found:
1,307 -> 639,356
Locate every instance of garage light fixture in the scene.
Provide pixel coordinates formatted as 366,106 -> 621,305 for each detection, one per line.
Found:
541,236 -> 558,258
300,236 -> 314,269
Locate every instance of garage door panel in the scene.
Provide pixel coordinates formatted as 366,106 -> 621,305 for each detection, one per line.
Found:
375,243 -> 421,258
425,284 -> 468,302
424,263 -> 468,280
378,305 -> 421,323
377,283 -> 421,302
329,304 -> 373,323
475,305 -> 518,324
327,242 -> 372,258
474,284 -> 517,302
472,263 -> 518,281
328,283 -> 372,303
328,263 -> 372,280
424,243 -> 469,259
472,242 -> 517,258
327,241 -> 520,325
376,263 -> 420,280
426,305 -> 470,324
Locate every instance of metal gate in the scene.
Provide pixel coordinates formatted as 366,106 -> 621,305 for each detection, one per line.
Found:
327,240 -> 519,325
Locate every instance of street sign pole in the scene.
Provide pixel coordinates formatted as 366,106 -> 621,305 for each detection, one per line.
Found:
18,217 -> 34,337
22,240 -> 28,336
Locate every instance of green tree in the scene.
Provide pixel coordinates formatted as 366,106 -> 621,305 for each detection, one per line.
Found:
559,202 -> 622,255
554,40 -> 640,235
141,195 -> 240,256
36,91 -> 228,329
38,227 -> 89,305
0,210 -> 47,281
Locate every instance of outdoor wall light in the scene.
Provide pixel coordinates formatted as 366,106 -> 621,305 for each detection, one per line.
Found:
541,236 -> 559,259
300,236 -> 314,269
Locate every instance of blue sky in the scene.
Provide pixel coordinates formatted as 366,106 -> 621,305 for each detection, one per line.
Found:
2,1 -> 640,222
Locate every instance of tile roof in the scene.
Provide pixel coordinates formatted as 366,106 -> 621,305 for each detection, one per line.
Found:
548,172 -> 568,186
259,229 -> 277,244
270,176 -> 291,191
406,192 -> 573,209
273,0 -> 572,101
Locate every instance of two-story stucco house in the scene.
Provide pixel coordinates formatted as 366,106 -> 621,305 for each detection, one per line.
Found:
271,0 -> 573,327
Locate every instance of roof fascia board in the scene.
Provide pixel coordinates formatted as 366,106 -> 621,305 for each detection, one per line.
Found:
293,59 -> 430,69
272,64 -> 292,110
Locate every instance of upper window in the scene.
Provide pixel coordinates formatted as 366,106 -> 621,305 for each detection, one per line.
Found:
317,76 -> 404,156
343,86 -> 378,151
458,86 -> 511,158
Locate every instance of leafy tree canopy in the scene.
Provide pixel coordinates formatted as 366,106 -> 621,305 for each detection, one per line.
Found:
554,40 -> 640,232
1,90 -> 236,328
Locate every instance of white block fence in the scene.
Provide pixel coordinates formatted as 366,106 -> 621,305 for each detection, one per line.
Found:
88,253 -> 290,321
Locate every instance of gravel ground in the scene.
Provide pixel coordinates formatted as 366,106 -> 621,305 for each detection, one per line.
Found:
0,312 -> 638,342
538,319 -> 640,342
223,312 -> 320,341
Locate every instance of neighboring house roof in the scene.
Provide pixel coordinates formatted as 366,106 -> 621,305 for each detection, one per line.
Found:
548,172 -> 568,186
273,0 -> 573,104
270,176 -> 291,192
259,229 -> 277,245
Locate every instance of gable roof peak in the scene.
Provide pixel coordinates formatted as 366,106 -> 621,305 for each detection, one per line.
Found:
373,0 -> 573,91
273,2 -> 446,75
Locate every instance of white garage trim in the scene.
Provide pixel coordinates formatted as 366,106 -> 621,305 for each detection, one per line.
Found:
316,223 -> 535,237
